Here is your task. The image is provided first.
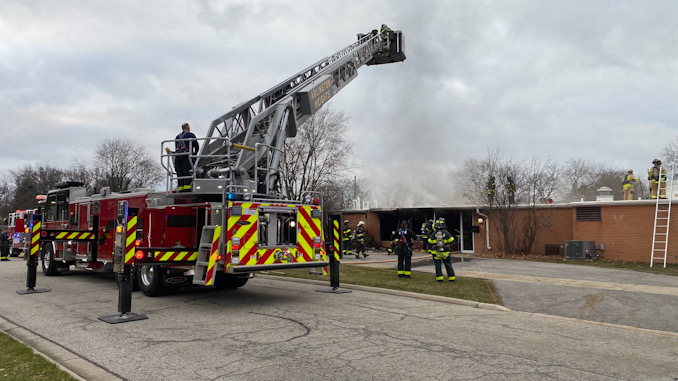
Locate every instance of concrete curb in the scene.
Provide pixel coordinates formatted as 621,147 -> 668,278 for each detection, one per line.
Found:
0,316 -> 122,381
259,274 -> 510,312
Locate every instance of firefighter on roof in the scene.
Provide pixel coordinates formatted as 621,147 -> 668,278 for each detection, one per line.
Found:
354,221 -> 369,259
506,175 -> 516,205
648,159 -> 667,199
428,218 -> 455,282
175,123 -> 199,192
342,220 -> 352,258
622,169 -> 639,201
391,220 -> 416,278
486,175 -> 496,206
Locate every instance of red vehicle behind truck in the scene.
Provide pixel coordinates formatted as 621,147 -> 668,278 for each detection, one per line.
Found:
6,209 -> 39,257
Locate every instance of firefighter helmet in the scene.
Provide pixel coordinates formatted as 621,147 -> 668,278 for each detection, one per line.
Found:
435,218 -> 446,230
653,159 -> 661,165
344,220 -> 349,224
628,169 -> 633,173
357,221 -> 364,227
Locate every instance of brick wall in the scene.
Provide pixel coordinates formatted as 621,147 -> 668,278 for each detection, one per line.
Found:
474,202 -> 678,264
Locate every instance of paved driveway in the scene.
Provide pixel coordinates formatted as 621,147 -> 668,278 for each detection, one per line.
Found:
348,253 -> 678,333
2,258 -> 678,380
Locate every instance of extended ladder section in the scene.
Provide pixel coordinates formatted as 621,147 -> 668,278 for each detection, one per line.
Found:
162,27 -> 405,196
650,164 -> 674,268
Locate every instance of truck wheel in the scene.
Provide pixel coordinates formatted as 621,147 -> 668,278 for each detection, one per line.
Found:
214,273 -> 249,290
41,245 -> 59,276
136,265 -> 166,296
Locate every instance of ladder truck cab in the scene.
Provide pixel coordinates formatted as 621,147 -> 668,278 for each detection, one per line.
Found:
38,25 -> 405,297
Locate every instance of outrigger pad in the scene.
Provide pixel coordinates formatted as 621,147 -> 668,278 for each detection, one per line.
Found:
316,288 -> 352,294
98,312 -> 148,324
16,288 -> 51,295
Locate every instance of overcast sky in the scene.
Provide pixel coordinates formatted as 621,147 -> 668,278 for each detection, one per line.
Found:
2,0 -> 677,204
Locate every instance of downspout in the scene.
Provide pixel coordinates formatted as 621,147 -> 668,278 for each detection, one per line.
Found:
475,208 -> 491,250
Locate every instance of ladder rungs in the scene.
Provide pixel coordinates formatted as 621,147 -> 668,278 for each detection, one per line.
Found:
652,249 -> 666,251
656,225 -> 668,228
655,233 -> 668,235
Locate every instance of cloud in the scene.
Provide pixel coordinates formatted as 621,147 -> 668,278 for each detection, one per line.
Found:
1,0 -> 677,205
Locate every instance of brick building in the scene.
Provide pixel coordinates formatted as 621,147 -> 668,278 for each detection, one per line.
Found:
332,199 -> 676,264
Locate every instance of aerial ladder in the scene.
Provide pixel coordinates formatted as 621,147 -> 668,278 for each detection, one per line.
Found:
161,26 -> 405,197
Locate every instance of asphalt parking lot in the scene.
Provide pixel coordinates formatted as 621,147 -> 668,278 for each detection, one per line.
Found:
2,256 -> 678,380
346,253 -> 678,333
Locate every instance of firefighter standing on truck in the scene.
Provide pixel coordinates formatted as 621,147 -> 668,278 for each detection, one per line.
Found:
391,220 -> 416,278
428,218 -> 455,282
342,220 -> 352,258
354,221 -> 369,259
0,227 -> 10,261
175,123 -> 199,192
648,159 -> 667,199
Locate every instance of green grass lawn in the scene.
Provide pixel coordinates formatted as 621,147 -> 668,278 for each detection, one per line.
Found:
274,265 -> 502,305
0,332 -> 77,381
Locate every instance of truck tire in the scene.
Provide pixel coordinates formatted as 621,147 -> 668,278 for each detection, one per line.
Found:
136,265 -> 166,296
214,273 -> 249,290
41,245 -> 59,276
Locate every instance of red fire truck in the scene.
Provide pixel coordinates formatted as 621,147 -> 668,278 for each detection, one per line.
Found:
35,26 -> 405,297
6,208 -> 39,257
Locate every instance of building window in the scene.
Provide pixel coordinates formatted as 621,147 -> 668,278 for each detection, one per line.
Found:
576,207 -> 601,222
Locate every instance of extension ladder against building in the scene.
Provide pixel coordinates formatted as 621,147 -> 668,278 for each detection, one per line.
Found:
650,164 -> 674,268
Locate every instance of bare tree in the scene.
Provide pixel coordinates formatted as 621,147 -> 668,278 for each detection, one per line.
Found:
451,149 -> 559,254
282,106 -> 352,200
9,163 -> 65,210
92,138 -> 164,192
661,139 -> 678,166
560,158 -> 630,201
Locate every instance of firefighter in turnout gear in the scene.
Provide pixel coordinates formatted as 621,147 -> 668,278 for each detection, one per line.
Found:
623,169 -> 639,201
342,220 -> 353,258
487,175 -> 496,206
0,227 -> 10,261
428,218 -> 455,282
506,176 -> 516,205
391,220 -> 416,278
354,221 -> 369,259
421,219 -> 433,252
648,159 -> 667,199
175,123 -> 199,192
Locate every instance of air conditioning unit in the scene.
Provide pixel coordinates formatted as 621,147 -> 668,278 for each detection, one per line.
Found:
564,241 -> 596,260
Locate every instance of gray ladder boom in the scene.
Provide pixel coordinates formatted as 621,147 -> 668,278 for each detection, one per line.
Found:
650,164 -> 673,268
190,27 -> 405,195
194,225 -> 218,285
